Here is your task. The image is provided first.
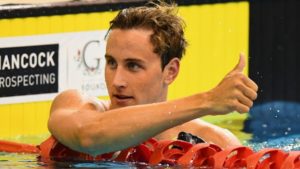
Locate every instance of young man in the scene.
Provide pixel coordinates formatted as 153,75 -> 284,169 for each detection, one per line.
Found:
48,2 -> 258,156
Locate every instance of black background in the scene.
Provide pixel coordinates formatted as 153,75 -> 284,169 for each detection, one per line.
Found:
0,44 -> 59,97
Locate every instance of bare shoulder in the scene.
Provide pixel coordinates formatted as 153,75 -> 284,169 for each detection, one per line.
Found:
50,89 -> 83,113
190,119 -> 241,147
189,119 -> 213,128
156,118 -> 240,146
50,89 -> 109,114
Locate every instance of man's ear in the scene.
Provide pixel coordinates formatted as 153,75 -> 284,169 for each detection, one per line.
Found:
163,58 -> 180,85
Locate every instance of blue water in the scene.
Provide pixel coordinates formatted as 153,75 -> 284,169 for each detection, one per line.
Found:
0,101 -> 299,168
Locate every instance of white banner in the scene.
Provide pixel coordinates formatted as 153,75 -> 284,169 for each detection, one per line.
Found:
0,31 -> 108,104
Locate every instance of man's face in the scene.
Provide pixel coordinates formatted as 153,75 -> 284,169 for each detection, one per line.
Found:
105,28 -> 168,109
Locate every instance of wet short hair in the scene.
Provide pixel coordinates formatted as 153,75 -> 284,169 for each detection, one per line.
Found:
108,1 -> 187,69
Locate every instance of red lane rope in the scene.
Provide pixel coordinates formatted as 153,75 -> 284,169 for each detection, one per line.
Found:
280,151 -> 300,169
246,148 -> 287,169
149,140 -> 193,165
1,137 -> 300,168
177,143 -> 221,167
0,140 -> 39,153
209,146 -> 254,168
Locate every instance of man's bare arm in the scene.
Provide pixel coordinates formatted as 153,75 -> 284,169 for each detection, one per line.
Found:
48,89 -> 214,156
48,55 -> 257,156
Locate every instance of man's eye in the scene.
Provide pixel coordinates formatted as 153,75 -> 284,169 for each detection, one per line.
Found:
127,62 -> 141,71
107,59 -> 117,69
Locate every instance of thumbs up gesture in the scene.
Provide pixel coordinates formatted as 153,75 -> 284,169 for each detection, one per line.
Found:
230,53 -> 247,74
206,53 -> 258,114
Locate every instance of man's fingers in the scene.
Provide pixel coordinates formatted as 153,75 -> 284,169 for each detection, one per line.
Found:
234,101 -> 250,113
237,92 -> 254,108
242,77 -> 259,92
236,82 -> 258,100
234,79 -> 257,113
230,53 -> 246,74
244,88 -> 257,100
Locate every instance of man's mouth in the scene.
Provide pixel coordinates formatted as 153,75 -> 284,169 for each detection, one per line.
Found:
113,94 -> 134,101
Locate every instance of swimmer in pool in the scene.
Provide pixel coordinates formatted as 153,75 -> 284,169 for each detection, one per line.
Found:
48,1 -> 258,156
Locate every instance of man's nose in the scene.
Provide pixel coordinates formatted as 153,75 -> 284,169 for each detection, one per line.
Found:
112,67 -> 127,89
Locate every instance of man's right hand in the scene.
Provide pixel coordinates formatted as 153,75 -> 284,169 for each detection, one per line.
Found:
205,53 -> 258,115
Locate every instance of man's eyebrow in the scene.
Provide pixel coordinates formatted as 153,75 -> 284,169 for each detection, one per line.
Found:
105,54 -> 113,59
124,58 -> 145,64
104,54 -> 145,64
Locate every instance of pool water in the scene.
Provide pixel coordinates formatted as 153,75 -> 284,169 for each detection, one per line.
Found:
0,101 -> 299,168
0,152 -> 173,168
244,101 -> 300,151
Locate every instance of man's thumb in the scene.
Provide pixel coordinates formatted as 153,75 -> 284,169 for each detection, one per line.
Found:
231,53 -> 246,73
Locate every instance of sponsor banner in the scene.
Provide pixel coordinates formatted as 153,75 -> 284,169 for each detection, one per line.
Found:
65,32 -> 107,97
0,31 -> 108,104
0,44 -> 59,97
